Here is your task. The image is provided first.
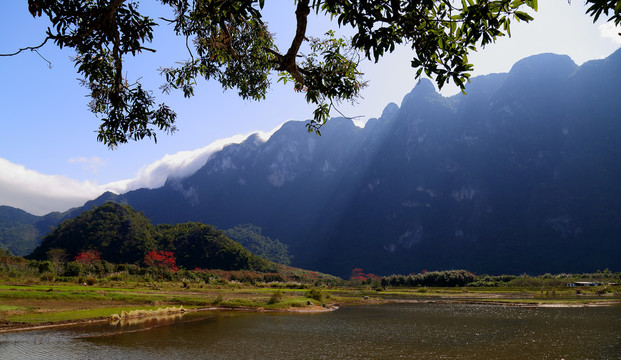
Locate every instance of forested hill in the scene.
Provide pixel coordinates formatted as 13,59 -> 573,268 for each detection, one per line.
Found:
3,49 -> 621,277
0,192 -> 123,256
0,206 -> 39,256
28,202 -> 278,272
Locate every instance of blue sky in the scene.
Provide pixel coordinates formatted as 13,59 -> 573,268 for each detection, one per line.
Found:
1,1 -> 620,215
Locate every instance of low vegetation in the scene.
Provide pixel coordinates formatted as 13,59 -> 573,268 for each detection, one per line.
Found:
1,247 -> 619,331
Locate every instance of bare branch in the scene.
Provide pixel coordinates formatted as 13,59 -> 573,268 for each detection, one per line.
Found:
331,104 -> 364,120
34,49 -> 52,68
0,37 -> 50,57
185,35 -> 194,61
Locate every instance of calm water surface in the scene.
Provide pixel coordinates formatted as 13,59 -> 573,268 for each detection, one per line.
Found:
1,303 -> 620,359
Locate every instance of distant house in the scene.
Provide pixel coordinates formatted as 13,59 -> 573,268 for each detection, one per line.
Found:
566,282 -> 599,287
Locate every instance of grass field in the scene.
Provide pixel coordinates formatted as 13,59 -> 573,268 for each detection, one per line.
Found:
1,279 -> 619,331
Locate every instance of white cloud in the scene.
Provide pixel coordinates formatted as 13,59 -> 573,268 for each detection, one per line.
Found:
599,22 -> 621,44
109,127 -> 279,193
68,156 -> 106,174
0,158 -> 104,215
0,126 -> 280,216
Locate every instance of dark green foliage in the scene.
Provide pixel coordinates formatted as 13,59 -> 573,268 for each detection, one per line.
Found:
28,202 -> 276,273
27,0 -> 176,148
306,288 -> 323,302
0,249 -> 38,279
0,193 -> 132,257
29,202 -> 158,264
262,273 -> 286,283
383,270 -> 476,287
62,262 -> 84,277
225,224 -> 291,265
467,274 -> 516,287
379,270 -> 621,288
267,290 -> 283,305
37,261 -> 54,274
157,222 -> 276,272
19,0 -> 555,145
586,0 -> 621,25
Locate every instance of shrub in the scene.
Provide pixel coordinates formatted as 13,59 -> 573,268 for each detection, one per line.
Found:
38,261 -> 55,274
177,269 -> 199,282
40,272 -> 55,282
63,262 -> 84,277
213,295 -> 224,305
306,288 -> 323,302
124,264 -> 142,275
101,260 -> 116,275
263,273 -> 285,283
596,287 -> 610,295
267,290 -> 283,305
146,266 -> 175,281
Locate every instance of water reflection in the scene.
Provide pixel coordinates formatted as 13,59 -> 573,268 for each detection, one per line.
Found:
105,313 -> 186,332
1,303 -> 620,359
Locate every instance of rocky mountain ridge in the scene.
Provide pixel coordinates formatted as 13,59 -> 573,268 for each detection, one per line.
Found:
3,49 -> 620,277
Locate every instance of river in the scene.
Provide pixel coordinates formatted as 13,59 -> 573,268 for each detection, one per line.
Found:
1,303 -> 620,359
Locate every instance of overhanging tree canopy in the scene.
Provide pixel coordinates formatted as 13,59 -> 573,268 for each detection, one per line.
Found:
10,0 -> 621,147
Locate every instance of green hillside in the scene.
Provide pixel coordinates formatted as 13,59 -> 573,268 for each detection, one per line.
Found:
225,224 -> 292,265
0,206 -> 40,256
29,202 -> 276,272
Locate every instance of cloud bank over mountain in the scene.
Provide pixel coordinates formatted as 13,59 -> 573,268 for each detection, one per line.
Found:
0,158 -> 104,215
0,129 -> 277,215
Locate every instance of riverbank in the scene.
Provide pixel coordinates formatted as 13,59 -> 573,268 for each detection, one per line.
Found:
1,281 -> 619,333
0,303 -> 338,333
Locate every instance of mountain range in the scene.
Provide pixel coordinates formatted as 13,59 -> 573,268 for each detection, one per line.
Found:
2,49 -> 620,277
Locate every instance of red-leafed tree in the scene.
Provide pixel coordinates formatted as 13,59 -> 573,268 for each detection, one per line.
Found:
74,250 -> 101,265
351,268 -> 382,286
350,268 -> 367,282
365,273 -> 381,282
144,250 -> 178,272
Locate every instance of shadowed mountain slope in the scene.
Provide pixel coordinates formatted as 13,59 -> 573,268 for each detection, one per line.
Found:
4,50 -> 621,277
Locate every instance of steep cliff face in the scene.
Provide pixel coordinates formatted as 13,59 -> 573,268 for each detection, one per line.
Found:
112,50 -> 621,276
11,50 -> 620,276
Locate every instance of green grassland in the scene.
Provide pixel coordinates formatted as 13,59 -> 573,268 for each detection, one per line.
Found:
1,279 -> 619,331
1,248 -> 620,330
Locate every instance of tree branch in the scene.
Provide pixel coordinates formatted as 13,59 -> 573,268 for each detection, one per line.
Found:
221,23 -> 242,61
0,37 -> 49,56
110,4 -> 124,100
263,46 -> 283,61
278,0 -> 310,84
